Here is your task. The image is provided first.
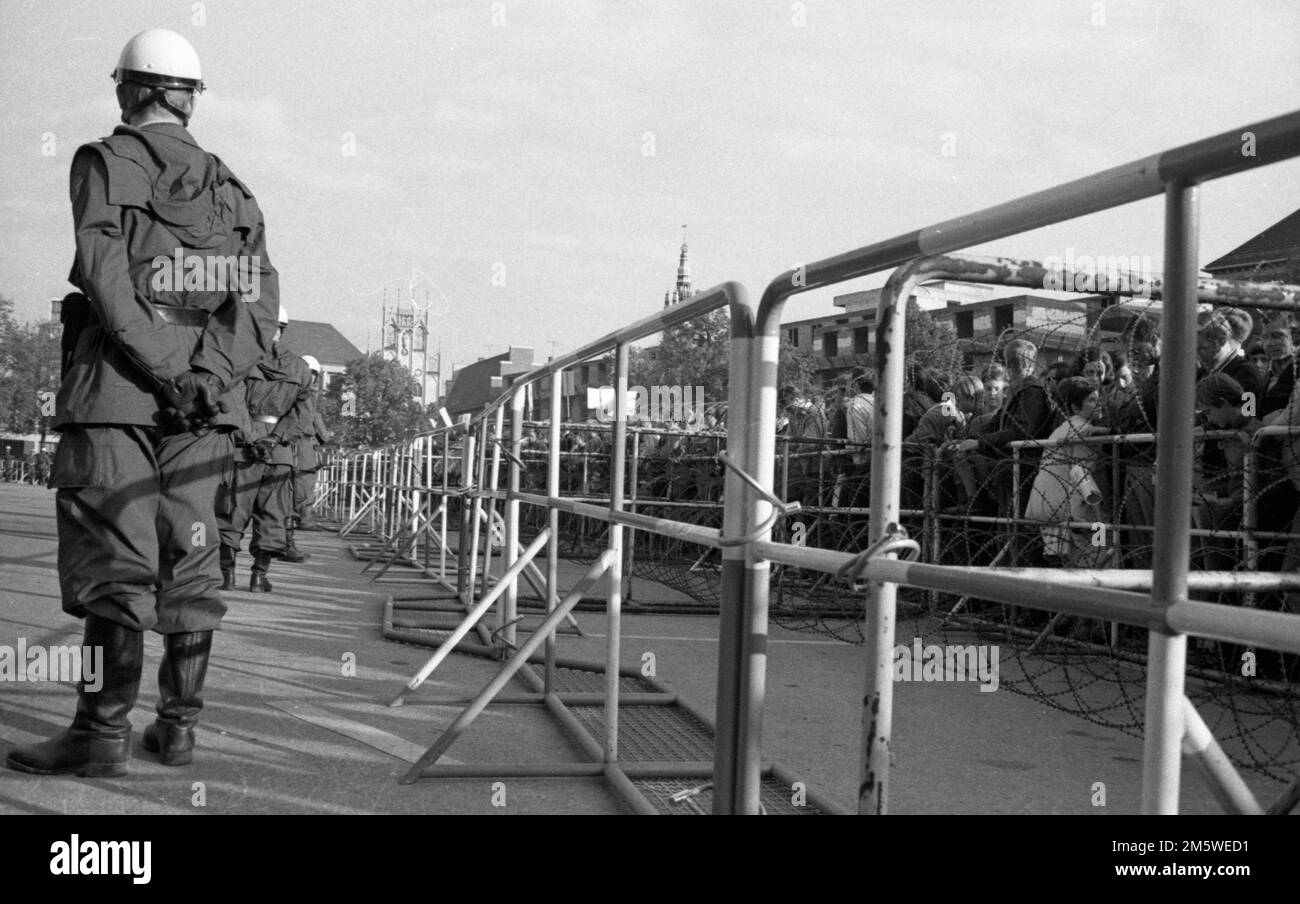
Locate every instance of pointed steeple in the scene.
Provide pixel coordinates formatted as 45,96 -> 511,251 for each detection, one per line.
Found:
675,224 -> 693,301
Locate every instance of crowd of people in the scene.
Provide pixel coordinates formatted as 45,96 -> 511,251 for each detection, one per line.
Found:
773,308 -> 1300,589
499,307 -> 1300,599
515,405 -> 729,500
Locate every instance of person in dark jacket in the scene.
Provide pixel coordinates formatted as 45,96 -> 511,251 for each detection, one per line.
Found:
1197,308 -> 1263,401
957,339 -> 1059,517
1198,309 -> 1263,491
1260,317 -> 1296,417
6,29 -> 279,778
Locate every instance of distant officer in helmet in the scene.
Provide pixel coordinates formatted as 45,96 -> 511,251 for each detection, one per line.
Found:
218,306 -> 314,591
6,29 -> 280,778
291,354 -> 333,535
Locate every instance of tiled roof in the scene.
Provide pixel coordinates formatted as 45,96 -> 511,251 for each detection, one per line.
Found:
280,320 -> 364,368
444,352 -> 511,415
1205,208 -> 1300,276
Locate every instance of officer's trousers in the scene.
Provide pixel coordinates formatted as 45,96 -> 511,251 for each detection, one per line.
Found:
219,456 -> 292,556
52,425 -> 232,634
292,467 -> 318,525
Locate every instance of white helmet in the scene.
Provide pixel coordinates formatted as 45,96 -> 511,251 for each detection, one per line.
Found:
278,305 -> 290,326
302,355 -> 321,373
112,29 -> 205,92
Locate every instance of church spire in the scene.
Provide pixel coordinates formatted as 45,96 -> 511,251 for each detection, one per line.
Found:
675,224 -> 692,301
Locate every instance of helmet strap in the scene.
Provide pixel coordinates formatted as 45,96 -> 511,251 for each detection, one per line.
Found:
121,84 -> 191,127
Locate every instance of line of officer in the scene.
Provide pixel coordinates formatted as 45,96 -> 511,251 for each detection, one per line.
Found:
6,29 -> 280,777
218,309 -> 314,591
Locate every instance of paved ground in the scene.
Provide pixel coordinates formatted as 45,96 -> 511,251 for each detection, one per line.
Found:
0,481 -> 1292,815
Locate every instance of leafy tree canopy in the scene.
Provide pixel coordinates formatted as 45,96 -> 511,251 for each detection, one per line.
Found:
321,352 -> 428,449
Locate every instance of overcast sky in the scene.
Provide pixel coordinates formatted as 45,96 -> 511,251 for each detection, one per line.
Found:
2,0 -> 1298,382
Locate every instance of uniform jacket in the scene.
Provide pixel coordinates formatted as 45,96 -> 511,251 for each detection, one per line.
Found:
294,404 -> 332,472
56,123 -> 279,428
243,351 -> 313,466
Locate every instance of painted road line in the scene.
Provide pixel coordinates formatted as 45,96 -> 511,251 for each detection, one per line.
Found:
267,700 -> 463,766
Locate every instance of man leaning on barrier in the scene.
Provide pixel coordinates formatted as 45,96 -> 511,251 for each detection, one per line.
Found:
5,29 -> 280,777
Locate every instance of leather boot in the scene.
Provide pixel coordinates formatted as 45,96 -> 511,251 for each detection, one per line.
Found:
142,632 -> 212,766
281,522 -> 311,563
5,614 -> 143,777
249,551 -> 273,592
219,545 -> 237,592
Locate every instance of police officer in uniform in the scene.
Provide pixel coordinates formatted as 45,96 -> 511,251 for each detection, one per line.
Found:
218,310 -> 313,591
6,29 -> 279,777
290,355 -> 333,535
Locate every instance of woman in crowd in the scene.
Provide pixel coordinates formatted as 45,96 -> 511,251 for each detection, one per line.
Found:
1024,377 -> 1110,566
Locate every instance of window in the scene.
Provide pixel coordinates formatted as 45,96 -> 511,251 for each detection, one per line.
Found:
822,332 -> 838,358
853,326 -> 871,355
994,304 -> 1014,334
787,327 -> 799,347
955,310 -> 974,339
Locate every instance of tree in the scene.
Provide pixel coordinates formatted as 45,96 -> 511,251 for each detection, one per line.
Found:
904,297 -> 959,377
0,297 -> 60,441
628,308 -> 731,411
778,334 -> 819,398
322,353 -> 428,448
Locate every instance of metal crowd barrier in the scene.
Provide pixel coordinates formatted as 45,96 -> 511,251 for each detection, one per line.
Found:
317,108 -> 1300,814
0,458 -> 44,485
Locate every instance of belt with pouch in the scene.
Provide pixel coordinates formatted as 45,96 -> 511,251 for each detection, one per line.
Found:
152,305 -> 210,327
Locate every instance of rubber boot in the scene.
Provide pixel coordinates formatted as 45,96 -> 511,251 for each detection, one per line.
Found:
219,545 -> 237,592
281,522 -> 311,563
141,632 -> 212,766
5,614 -> 143,777
249,551 -> 273,592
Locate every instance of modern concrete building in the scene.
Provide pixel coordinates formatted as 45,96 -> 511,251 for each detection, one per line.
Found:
783,283 -> 1110,383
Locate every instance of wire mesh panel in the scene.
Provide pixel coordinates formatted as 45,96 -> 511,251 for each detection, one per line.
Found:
547,665 -> 661,695
570,704 -> 715,763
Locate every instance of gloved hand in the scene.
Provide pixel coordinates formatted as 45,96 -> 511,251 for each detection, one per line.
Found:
247,437 -> 277,462
160,371 -> 228,432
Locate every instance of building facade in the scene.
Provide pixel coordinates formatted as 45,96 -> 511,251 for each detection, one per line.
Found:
783,283 -> 1110,384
